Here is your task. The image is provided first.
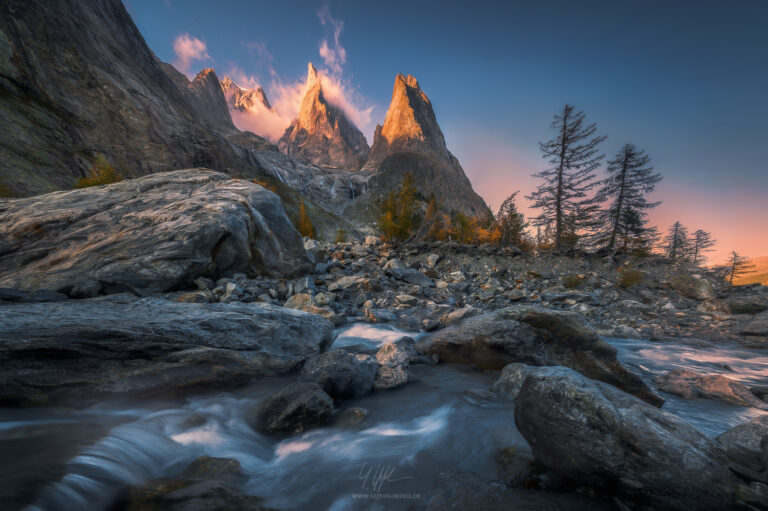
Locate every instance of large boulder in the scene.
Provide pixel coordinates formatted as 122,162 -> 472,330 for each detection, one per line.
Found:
741,311 -> 768,336
0,297 -> 334,406
300,350 -> 377,399
253,382 -> 333,434
0,169 -> 312,297
511,365 -> 737,510
669,274 -> 716,300
656,369 -> 768,409
417,306 -> 661,406
717,415 -> 768,481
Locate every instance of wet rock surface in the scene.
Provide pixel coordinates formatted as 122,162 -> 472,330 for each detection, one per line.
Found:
511,365 -> 738,510
253,382 -> 333,434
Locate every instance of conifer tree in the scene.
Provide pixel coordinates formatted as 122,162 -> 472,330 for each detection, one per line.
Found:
691,229 -> 716,263
527,105 -> 605,251
592,144 -> 662,250
725,251 -> 757,284
663,221 -> 689,260
496,192 -> 528,247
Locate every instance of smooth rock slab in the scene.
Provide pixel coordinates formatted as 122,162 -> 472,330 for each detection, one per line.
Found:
0,297 -> 334,406
513,365 -> 737,510
0,169 -> 312,296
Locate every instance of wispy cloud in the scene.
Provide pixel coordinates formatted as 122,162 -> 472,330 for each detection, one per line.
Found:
172,33 -> 210,78
317,5 -> 346,75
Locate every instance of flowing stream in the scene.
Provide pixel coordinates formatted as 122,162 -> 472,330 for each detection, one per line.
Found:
1,325 -> 767,511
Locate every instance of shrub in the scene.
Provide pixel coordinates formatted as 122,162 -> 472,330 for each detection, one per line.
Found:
618,268 -> 645,289
563,274 -> 584,289
334,228 -> 347,243
75,155 -> 122,188
296,200 -> 315,238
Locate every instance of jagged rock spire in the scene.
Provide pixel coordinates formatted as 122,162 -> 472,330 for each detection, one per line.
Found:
278,63 -> 369,170
364,73 -> 490,217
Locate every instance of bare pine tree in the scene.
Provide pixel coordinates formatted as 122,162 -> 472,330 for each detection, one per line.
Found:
725,251 -> 757,284
527,105 -> 605,251
663,221 -> 689,260
592,144 -> 662,251
691,229 -> 716,263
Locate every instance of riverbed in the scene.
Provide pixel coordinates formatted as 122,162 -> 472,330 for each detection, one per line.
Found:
2,324 -> 766,510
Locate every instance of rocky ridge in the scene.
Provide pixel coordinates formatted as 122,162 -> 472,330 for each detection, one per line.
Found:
0,0 -> 268,197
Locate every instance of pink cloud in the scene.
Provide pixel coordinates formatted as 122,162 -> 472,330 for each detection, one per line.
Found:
172,33 -> 210,78
317,5 -> 346,75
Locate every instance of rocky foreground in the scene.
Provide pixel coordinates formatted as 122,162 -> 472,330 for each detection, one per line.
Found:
1,170 -> 767,510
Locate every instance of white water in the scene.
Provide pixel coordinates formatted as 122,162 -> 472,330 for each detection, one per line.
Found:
2,325 -> 766,510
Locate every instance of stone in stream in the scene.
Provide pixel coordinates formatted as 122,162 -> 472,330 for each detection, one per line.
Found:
510,365 -> 737,510
656,369 -> 768,409
0,169 -> 312,297
418,306 -> 662,406
300,350 -> 377,399
254,382 -> 333,434
0,297 -> 334,406
373,338 -> 414,390
717,415 -> 768,482
741,311 -> 768,336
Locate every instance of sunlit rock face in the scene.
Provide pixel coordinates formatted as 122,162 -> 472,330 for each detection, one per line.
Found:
278,63 -> 370,170
364,74 -> 489,217
367,74 -> 450,164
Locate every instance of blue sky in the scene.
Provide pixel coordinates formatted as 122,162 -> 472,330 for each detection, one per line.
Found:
125,0 -> 768,261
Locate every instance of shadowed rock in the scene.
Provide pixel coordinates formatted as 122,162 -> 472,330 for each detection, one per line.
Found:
0,169 -> 312,296
512,365 -> 737,510
300,349 -> 377,399
0,296 -> 334,406
418,306 -> 662,406
254,382 -> 333,434
717,415 -> 768,482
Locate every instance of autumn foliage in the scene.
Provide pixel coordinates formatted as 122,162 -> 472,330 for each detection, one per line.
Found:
296,200 -> 315,238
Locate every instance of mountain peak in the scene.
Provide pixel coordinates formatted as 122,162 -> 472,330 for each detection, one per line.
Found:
277,63 -> 369,169
367,72 -> 447,165
364,73 -> 490,217
307,62 -> 320,88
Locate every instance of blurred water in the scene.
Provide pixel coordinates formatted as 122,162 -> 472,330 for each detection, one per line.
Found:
608,337 -> 768,437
